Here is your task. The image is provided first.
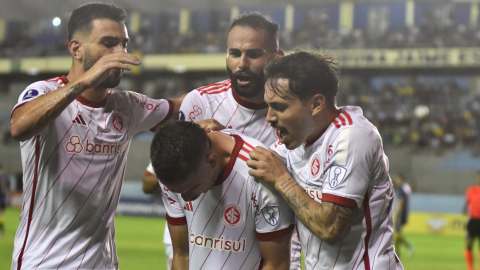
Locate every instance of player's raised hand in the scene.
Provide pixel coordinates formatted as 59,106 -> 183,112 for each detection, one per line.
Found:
197,119 -> 226,133
80,52 -> 141,89
247,146 -> 290,187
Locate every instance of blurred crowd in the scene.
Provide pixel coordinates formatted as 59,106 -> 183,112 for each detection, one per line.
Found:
2,8 -> 480,58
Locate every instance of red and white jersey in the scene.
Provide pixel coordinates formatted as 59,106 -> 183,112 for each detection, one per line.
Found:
271,106 -> 403,270
178,79 -> 277,147
161,130 -> 295,270
11,76 -> 173,270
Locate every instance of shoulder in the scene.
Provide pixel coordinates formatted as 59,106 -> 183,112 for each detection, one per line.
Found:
330,107 -> 381,146
194,80 -> 231,99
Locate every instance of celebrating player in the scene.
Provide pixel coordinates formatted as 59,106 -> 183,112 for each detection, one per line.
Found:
143,12 -> 302,269
150,122 -> 295,270
9,3 -> 183,269
464,171 -> 480,270
247,51 -> 403,269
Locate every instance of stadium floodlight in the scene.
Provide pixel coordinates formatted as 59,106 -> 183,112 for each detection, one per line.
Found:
53,17 -> 61,27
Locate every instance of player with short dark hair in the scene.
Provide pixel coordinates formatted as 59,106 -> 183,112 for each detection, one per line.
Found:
151,122 -> 295,270
464,171 -> 480,270
248,51 -> 403,269
10,3 -> 182,269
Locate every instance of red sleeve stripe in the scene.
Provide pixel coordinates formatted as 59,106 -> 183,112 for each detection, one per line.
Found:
337,114 -> 347,126
238,154 -> 249,162
200,88 -> 229,96
241,146 -> 251,154
333,119 -> 342,128
256,224 -> 295,241
196,80 -> 229,92
342,111 -> 353,125
243,141 -> 255,151
198,81 -> 230,95
321,193 -> 357,208
149,99 -> 174,132
166,214 -> 187,225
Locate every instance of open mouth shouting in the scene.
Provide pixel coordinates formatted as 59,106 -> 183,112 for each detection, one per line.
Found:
236,72 -> 254,88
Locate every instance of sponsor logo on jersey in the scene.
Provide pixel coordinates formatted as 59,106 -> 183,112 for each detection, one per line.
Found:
112,115 -> 123,132
183,201 -> 193,211
189,105 -> 202,121
328,165 -> 347,189
310,154 -> 321,178
190,232 -> 246,252
134,96 -> 165,111
65,135 -> 83,153
305,186 -> 322,203
223,203 -> 243,228
65,135 -> 124,155
22,89 -> 39,101
178,111 -> 185,121
261,206 -> 280,226
251,192 -> 261,224
72,114 -> 87,125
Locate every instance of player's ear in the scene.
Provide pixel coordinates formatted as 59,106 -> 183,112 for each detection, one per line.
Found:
68,38 -> 83,61
276,49 -> 285,56
206,153 -> 217,168
311,94 -> 325,116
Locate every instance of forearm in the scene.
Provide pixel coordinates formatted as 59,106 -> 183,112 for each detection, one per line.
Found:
10,81 -> 86,141
274,175 -> 349,243
171,253 -> 189,270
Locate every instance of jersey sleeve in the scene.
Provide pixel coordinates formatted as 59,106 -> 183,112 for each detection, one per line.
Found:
269,140 -> 288,160
11,81 -> 53,118
320,126 -> 385,208
160,184 -> 187,225
249,177 -> 295,241
178,90 -> 208,122
125,91 -> 174,133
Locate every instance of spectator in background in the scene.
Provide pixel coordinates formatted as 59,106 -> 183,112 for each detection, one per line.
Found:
464,171 -> 480,270
0,164 -> 10,237
393,173 -> 414,258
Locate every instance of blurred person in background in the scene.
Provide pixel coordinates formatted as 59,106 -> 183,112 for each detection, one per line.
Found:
464,171 -> 480,270
393,173 -> 414,258
0,164 -> 11,237
143,12 -> 302,270
9,3 -> 183,269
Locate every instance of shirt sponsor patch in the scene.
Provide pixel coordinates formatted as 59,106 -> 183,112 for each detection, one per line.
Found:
22,89 -> 39,101
328,165 -> 347,189
261,206 -> 280,226
223,203 -> 243,228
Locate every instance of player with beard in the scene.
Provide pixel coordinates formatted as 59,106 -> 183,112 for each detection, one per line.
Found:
10,3 -> 183,269
142,13 -> 302,270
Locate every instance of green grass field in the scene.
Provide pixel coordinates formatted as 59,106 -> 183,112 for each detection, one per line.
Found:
0,208 -> 469,269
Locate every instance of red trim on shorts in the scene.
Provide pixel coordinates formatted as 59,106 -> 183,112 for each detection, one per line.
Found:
166,214 -> 187,225
17,136 -> 40,270
363,194 -> 372,270
231,86 -> 268,110
321,193 -> 357,208
76,94 -> 107,108
149,100 -> 174,132
256,224 -> 295,241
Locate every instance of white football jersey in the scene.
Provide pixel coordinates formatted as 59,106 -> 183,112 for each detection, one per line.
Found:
161,130 -> 295,270
178,79 -> 278,147
11,76 -> 173,270
271,106 -> 403,270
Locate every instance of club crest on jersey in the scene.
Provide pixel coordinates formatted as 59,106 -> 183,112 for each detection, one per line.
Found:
178,111 -> 186,121
328,165 -> 347,189
261,206 -> 280,226
223,203 -> 243,228
310,154 -> 322,178
65,135 -> 83,153
22,89 -> 39,101
112,115 -> 123,132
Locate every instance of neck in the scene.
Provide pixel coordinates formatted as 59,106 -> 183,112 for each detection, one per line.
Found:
208,132 -> 236,182
67,64 -> 108,103
306,106 -> 341,143
241,92 -> 265,105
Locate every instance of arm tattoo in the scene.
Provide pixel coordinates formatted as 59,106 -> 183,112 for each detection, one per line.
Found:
66,83 -> 81,99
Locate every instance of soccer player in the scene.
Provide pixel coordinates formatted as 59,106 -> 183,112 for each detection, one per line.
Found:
143,12 -> 302,269
0,164 -> 10,237
464,171 -> 480,270
393,173 -> 414,258
9,4 -> 183,269
247,51 -> 403,269
150,121 -> 295,270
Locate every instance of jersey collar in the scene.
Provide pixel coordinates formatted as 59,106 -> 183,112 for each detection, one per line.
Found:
61,76 -> 108,108
231,83 -> 268,110
215,134 -> 244,186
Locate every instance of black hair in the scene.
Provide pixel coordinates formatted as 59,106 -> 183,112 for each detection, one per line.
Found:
228,12 -> 280,52
68,3 -> 126,41
150,122 -> 211,186
264,50 -> 340,105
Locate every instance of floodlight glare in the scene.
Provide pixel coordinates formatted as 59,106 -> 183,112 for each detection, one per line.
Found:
53,17 -> 61,27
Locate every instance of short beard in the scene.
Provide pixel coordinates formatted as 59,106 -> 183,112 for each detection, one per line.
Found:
83,49 -> 122,89
227,67 -> 265,99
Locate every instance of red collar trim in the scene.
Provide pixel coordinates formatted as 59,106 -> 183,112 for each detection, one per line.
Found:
231,84 -> 268,110
59,75 -> 69,85
216,134 -> 244,185
76,94 -> 107,108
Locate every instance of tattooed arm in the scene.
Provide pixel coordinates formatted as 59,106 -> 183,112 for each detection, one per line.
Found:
10,52 -> 141,141
248,147 -> 357,244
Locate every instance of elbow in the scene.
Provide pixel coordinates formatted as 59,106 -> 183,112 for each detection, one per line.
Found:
10,122 -> 29,142
314,227 -> 348,245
